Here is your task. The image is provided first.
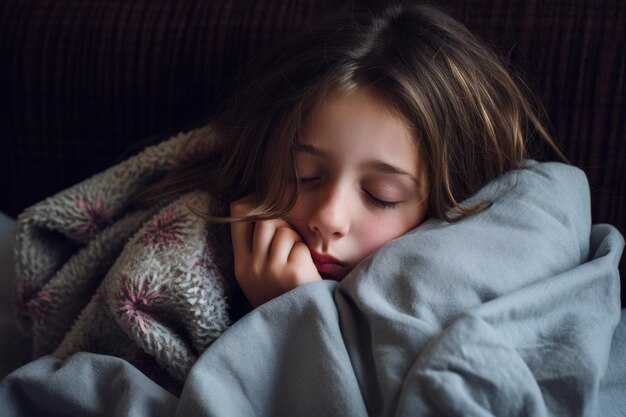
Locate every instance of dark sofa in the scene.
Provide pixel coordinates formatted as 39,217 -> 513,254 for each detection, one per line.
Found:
0,0 -> 623,302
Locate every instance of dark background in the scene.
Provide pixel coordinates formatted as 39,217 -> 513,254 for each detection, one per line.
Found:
1,0 -> 624,300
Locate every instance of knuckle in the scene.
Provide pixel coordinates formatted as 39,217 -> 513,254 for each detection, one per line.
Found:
273,218 -> 291,229
266,263 -> 283,280
292,241 -> 308,251
255,220 -> 273,234
251,261 -> 264,278
230,202 -> 244,216
230,196 -> 254,216
274,226 -> 293,241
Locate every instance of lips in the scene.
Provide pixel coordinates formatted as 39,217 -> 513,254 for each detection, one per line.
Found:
310,250 -> 346,279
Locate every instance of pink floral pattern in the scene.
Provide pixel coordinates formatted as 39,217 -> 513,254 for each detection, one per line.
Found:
116,275 -> 164,333
191,252 -> 221,278
139,207 -> 189,248
73,193 -> 115,239
15,280 -> 55,324
191,247 -> 232,291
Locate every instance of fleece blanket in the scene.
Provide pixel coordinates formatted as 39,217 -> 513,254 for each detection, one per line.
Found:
11,129 -> 237,391
2,147 -> 624,415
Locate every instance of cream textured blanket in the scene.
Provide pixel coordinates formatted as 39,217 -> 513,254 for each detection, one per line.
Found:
13,131 -> 236,391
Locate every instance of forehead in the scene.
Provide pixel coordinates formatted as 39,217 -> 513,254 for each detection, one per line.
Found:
300,89 -> 419,169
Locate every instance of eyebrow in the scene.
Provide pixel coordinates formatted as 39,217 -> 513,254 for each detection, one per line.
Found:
295,144 -> 421,185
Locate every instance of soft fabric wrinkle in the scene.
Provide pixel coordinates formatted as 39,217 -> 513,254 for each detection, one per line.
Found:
1,161 -> 624,417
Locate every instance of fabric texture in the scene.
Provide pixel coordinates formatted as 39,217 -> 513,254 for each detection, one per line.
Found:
12,130 -> 237,392
1,161 -> 624,416
177,161 -> 623,417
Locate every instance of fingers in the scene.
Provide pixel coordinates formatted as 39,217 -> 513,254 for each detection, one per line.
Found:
268,225 -> 303,266
269,228 -> 321,287
287,241 -> 314,266
288,241 -> 319,284
230,197 -> 296,277
252,219 -> 291,262
229,198 -> 321,307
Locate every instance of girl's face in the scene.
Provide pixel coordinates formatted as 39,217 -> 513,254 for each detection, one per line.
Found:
284,90 -> 429,280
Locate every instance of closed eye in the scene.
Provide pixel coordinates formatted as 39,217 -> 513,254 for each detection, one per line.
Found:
363,190 -> 399,210
298,177 -> 321,183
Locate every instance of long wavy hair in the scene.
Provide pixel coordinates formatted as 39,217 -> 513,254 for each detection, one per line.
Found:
131,2 -> 565,224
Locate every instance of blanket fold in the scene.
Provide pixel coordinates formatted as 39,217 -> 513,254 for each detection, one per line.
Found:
173,162 -> 622,417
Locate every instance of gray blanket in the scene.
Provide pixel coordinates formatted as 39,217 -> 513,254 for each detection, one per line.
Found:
1,161 -> 624,416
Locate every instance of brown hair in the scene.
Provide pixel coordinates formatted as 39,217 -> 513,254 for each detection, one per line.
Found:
131,2 -> 565,223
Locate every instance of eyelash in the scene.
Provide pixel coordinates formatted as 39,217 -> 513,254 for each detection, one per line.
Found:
298,177 -> 399,210
364,191 -> 399,210
298,177 -> 320,184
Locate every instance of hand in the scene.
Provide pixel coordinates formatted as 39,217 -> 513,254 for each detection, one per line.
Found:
230,199 -> 322,308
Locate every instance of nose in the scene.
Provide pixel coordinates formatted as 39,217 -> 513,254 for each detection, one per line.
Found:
308,183 -> 351,239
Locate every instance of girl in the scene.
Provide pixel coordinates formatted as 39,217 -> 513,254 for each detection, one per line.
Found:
5,4 -> 623,413
134,2 -> 564,308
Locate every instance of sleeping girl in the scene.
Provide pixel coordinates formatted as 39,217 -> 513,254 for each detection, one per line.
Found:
5,2 -> 622,412
134,2 -> 565,307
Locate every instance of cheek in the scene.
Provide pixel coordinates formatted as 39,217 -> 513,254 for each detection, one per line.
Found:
355,211 -> 425,258
356,231 -> 390,258
283,196 -> 310,232
354,219 -> 407,257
